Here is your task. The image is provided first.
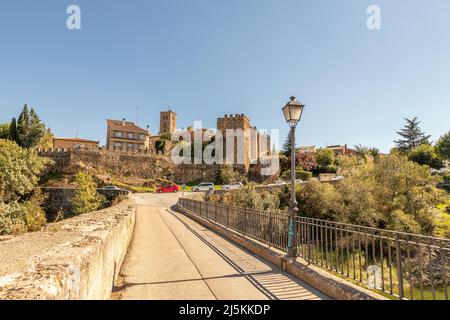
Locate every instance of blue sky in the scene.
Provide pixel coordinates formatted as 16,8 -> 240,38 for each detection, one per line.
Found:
1,0 -> 449,152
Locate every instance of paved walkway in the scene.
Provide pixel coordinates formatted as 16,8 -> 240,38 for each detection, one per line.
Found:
116,193 -> 329,300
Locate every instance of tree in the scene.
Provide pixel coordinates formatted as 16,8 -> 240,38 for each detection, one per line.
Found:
295,151 -> 317,171
354,144 -> 369,158
394,117 -> 431,153
71,172 -> 105,215
0,140 -> 51,203
368,147 -> 380,159
408,144 -> 444,169
9,118 -> 17,141
219,163 -> 236,184
281,131 -> 293,157
37,128 -> 54,149
0,123 -> 10,139
15,105 -> 47,148
436,131 -> 450,160
315,148 -> 335,167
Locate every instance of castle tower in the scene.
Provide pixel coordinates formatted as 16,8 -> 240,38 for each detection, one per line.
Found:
217,114 -> 251,172
159,109 -> 177,135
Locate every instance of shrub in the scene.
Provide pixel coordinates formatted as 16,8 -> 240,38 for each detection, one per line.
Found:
281,169 -> 312,181
71,172 -> 105,215
0,202 -> 26,235
408,144 -> 444,169
295,152 -> 317,171
219,163 -> 247,184
296,180 -> 343,221
315,148 -> 335,167
0,139 -> 52,202
22,191 -> 47,232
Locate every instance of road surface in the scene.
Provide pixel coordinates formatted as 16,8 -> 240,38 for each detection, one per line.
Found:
115,193 -> 329,300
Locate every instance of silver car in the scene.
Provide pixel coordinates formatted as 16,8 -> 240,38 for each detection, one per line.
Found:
192,182 -> 215,192
222,182 -> 244,191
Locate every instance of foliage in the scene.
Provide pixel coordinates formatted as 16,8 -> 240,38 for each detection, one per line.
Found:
281,169 -> 312,181
408,144 -> 444,169
294,155 -> 443,235
155,139 -> 165,153
37,128 -> 54,149
9,118 -> 17,141
13,105 -> 47,149
354,144 -> 369,158
368,147 -> 380,159
0,123 -> 9,139
295,151 -> 317,171
0,139 -> 51,203
281,130 -> 293,157
71,172 -> 105,215
219,163 -> 247,184
294,180 -> 343,221
0,193 -> 47,235
208,183 -> 282,212
315,148 -> 335,167
394,117 -> 431,154
435,131 -> 450,160
278,153 -> 290,174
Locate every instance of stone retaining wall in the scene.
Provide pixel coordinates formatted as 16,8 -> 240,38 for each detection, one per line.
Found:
0,201 -> 136,300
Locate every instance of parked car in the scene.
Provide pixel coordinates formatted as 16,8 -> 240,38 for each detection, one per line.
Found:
222,182 -> 244,191
267,180 -> 287,187
102,185 -> 122,190
156,184 -> 180,193
192,182 -> 215,192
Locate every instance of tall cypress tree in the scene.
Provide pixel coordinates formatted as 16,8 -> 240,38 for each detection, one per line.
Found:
16,104 -> 30,147
9,117 -> 17,142
394,117 -> 431,154
29,108 -> 46,147
15,104 -> 46,148
281,130 -> 293,157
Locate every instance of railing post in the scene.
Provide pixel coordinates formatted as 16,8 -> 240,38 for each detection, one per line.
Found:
226,205 -> 229,228
307,220 -> 311,262
395,233 -> 404,299
214,203 -> 217,222
244,209 -> 247,235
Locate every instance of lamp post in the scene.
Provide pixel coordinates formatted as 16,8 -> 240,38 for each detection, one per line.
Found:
282,96 -> 305,259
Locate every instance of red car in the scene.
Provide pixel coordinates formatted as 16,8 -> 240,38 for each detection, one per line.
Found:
156,184 -> 180,193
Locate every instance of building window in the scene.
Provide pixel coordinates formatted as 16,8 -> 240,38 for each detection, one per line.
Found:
114,131 -> 123,138
114,142 -> 122,150
139,134 -> 144,140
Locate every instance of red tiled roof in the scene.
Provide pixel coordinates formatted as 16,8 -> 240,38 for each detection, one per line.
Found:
53,137 -> 99,144
107,119 -> 149,134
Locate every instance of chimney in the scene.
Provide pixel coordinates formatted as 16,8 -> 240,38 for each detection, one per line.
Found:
122,118 -> 126,126
146,125 -> 150,134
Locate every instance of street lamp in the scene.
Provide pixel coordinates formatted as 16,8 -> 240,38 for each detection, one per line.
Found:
282,96 -> 305,259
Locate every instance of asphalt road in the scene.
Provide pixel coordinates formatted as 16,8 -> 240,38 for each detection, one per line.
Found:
115,193 -> 329,300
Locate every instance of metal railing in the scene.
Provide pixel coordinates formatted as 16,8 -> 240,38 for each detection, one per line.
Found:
178,198 -> 450,300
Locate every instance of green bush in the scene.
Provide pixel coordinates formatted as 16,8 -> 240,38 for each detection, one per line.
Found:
0,196 -> 46,235
281,169 -> 312,181
316,164 -> 338,174
0,139 -> 52,203
0,202 -> 26,235
71,172 -> 105,215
